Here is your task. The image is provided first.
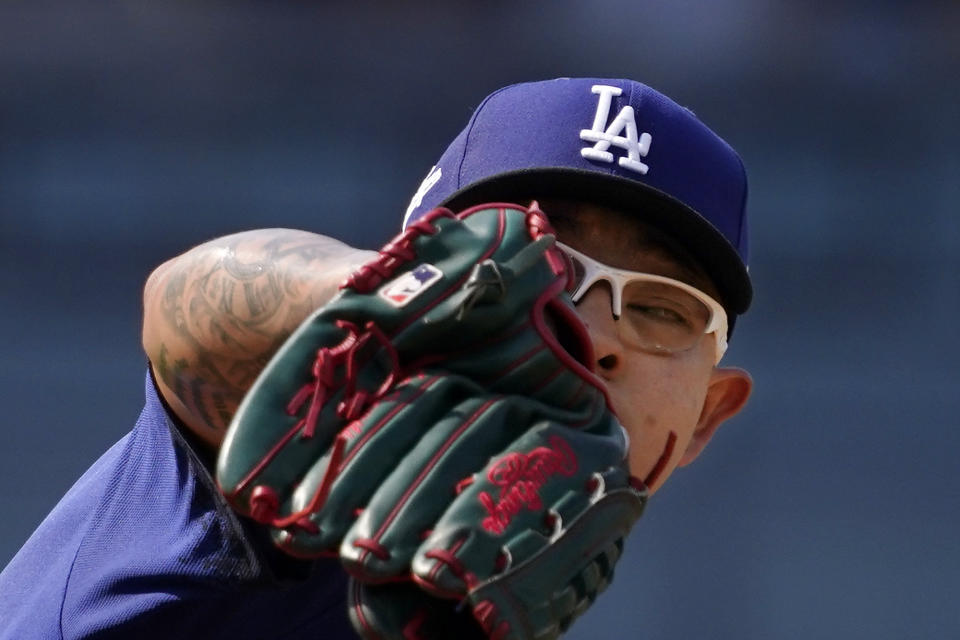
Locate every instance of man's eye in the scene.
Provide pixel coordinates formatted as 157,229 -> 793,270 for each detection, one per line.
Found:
626,304 -> 690,326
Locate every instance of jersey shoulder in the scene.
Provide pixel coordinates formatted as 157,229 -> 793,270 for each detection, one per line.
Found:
0,371 -> 355,639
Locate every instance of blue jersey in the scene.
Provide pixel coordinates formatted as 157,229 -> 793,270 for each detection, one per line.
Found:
0,371 -> 358,639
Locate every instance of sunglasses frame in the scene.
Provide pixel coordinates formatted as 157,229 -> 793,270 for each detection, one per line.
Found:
556,242 -> 729,364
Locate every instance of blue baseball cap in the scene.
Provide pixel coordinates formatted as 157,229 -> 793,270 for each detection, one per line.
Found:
403,77 -> 752,315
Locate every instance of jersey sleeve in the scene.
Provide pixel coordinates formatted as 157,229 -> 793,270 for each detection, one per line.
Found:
0,370 -> 358,640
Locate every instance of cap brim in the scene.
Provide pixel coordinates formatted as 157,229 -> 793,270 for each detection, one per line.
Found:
440,168 -> 752,315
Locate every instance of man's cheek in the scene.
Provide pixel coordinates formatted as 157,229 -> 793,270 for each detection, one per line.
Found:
624,419 -> 661,473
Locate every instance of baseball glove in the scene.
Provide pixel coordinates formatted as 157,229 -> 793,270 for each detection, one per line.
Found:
217,202 -> 650,639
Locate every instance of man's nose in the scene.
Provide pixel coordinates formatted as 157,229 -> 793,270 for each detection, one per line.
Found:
576,284 -> 625,377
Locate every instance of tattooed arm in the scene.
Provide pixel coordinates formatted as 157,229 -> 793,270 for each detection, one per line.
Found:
142,229 -> 376,449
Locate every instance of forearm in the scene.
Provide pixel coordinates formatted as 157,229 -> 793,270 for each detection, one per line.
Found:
142,228 -> 376,447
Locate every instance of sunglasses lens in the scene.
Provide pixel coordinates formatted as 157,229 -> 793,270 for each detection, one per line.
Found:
558,242 -> 722,357
619,280 -> 712,353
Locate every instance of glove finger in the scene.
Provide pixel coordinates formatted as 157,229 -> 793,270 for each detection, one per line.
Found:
347,579 -> 486,640
274,373 -> 477,556
339,394 -> 576,582
217,313 -> 354,516
409,420 -> 632,599
463,496 -> 641,640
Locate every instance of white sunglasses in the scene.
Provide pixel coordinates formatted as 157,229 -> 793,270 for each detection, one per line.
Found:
557,242 -> 729,364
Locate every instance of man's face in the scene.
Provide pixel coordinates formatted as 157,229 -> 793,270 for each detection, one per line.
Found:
552,203 -> 752,494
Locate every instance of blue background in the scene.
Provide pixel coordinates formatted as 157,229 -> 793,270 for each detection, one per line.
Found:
2,1 -> 958,637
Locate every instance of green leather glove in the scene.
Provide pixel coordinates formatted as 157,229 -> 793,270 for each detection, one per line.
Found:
217,202 -> 648,639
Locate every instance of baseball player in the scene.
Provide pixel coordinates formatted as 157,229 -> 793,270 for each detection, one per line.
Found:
0,77 -> 753,639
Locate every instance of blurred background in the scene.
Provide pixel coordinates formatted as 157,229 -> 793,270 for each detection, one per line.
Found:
1,1 -> 957,637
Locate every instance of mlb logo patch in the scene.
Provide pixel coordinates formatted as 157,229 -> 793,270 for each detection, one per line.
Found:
379,264 -> 444,306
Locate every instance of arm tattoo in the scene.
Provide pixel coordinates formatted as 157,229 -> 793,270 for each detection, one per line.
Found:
152,230 -> 365,435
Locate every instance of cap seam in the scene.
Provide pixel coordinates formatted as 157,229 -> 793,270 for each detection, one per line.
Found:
735,151 -> 749,265
455,84 -> 519,193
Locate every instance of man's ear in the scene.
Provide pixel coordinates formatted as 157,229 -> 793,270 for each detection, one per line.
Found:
678,367 -> 753,467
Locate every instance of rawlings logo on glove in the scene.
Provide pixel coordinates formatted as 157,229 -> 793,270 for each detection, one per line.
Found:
479,436 -> 578,535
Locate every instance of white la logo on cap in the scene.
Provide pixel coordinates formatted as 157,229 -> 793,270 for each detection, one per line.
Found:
580,85 -> 652,175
